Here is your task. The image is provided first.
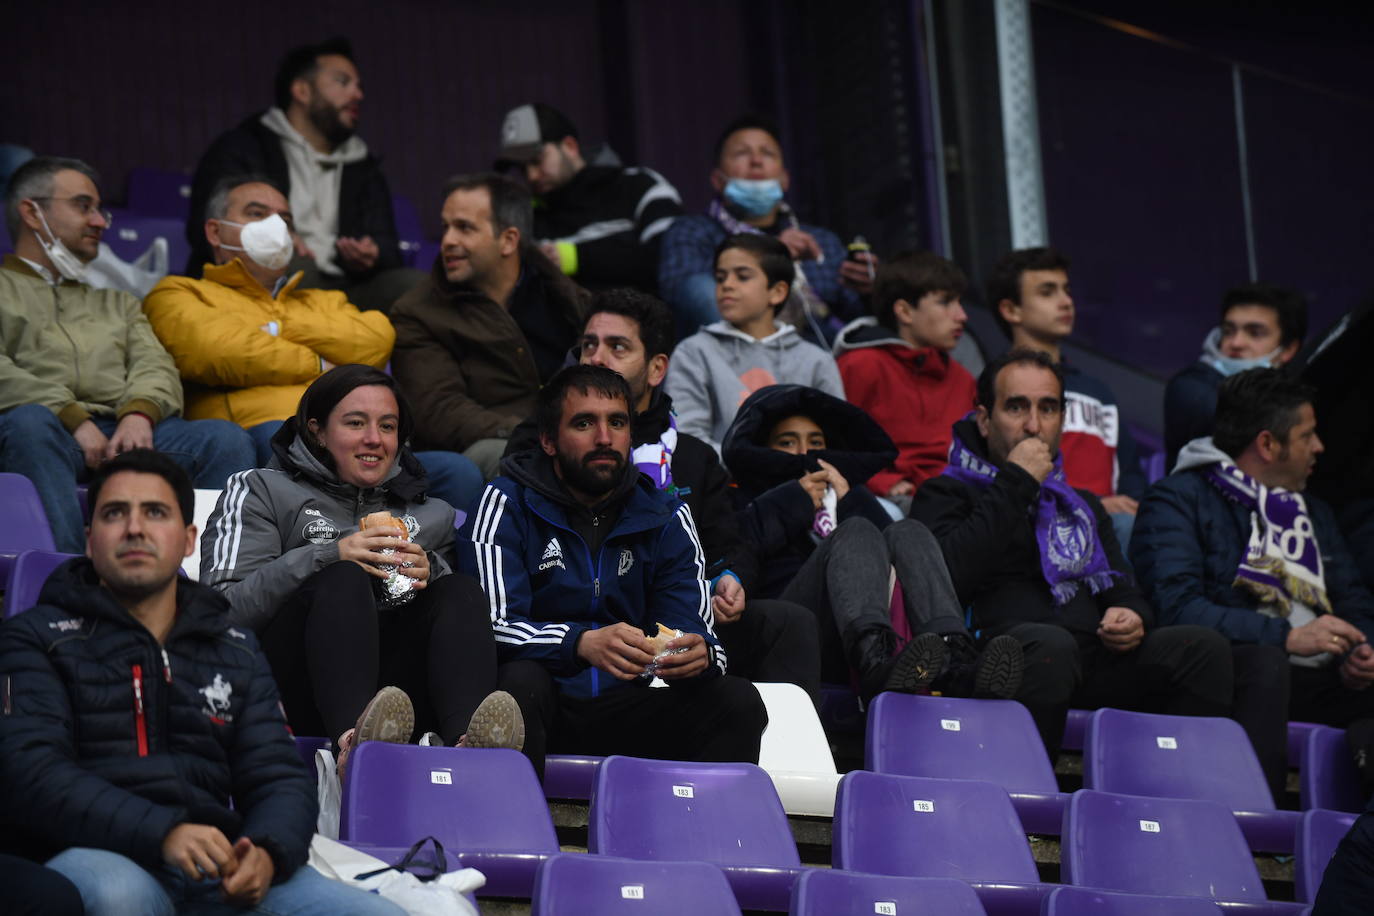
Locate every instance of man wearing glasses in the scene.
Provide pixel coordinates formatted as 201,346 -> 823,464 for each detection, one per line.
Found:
0,156 -> 254,553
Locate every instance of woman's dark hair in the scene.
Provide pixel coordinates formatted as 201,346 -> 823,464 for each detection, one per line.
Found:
295,364 -> 414,469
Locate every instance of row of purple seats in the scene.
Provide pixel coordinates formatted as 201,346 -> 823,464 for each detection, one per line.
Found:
0,474 -> 56,585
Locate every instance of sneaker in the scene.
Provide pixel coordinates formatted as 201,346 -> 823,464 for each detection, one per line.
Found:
458,690 -> 525,751
336,686 -> 415,781
883,632 -> 950,694
972,634 -> 1024,699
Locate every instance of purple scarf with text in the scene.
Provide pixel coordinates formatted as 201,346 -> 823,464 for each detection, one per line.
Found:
944,423 -> 1119,605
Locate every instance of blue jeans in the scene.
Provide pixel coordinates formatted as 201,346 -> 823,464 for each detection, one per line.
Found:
672,273 -> 721,338
46,848 -> 405,916
248,420 -> 284,467
0,404 -> 255,553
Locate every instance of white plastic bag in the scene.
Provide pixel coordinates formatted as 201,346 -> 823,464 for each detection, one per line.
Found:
308,835 -> 484,916
85,238 -> 169,298
316,748 -> 341,839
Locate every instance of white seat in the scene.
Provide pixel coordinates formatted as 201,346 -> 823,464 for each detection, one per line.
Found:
184,488 -> 223,581
755,681 -> 841,817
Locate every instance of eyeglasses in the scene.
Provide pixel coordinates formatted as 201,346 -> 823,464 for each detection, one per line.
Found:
31,196 -> 113,227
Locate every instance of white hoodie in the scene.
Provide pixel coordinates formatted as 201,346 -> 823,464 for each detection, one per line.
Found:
259,107 -> 369,276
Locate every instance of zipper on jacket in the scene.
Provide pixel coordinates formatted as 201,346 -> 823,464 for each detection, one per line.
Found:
160,648 -> 173,683
2,675 -> 10,715
132,664 -> 149,757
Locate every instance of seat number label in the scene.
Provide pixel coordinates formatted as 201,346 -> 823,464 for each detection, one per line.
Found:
1139,819 -> 1160,832
621,885 -> 644,899
913,800 -> 935,813
874,904 -> 897,915
673,785 -> 694,798
431,771 -> 451,785
1156,736 -> 1178,749
940,719 -> 961,731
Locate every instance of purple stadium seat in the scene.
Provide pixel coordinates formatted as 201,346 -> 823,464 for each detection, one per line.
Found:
102,209 -> 191,277
126,167 -> 193,220
4,550 -> 77,619
587,756 -> 804,911
1300,726 -> 1365,813
866,693 -> 1068,834
1084,708 -> 1299,852
339,743 -> 559,897
544,755 -> 603,800
1295,808 -> 1358,903
790,870 -> 987,915
1042,886 -> 1223,914
1061,708 -> 1091,751
1288,721 -> 1322,769
0,473 -> 57,582
531,854 -> 740,916
833,771 -> 1053,915
1062,789 -> 1306,915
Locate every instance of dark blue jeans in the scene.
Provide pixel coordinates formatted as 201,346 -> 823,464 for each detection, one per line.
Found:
0,404 -> 254,552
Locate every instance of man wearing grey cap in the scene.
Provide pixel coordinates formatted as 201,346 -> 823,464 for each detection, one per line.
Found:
497,103 -> 682,294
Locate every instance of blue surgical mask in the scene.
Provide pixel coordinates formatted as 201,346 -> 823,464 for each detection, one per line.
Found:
1201,327 -> 1284,377
722,178 -> 784,217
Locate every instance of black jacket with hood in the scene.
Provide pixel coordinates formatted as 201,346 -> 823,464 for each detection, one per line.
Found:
721,385 -> 897,600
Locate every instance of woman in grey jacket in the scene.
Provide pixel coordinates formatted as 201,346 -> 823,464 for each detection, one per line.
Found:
200,365 -> 513,752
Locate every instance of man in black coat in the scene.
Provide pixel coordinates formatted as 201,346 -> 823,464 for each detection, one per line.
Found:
186,37 -> 423,312
912,349 -> 1235,757
505,288 -> 820,701
0,450 -> 400,915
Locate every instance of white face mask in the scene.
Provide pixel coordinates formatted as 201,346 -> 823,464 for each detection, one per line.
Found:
1201,326 -> 1284,377
218,214 -> 294,270
30,203 -> 90,283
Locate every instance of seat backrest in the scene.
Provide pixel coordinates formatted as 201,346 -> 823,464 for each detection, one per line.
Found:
1295,808 -> 1358,903
126,167 -> 193,219
757,681 -> 837,775
832,771 -> 1040,883
790,870 -> 987,915
1042,886 -> 1224,914
1062,789 -> 1266,900
339,743 -> 557,854
1085,707 -> 1275,810
101,210 -> 191,277
531,853 -> 740,916
1300,726 -> 1365,813
866,693 -> 1058,793
0,473 -> 56,554
184,489 -> 223,582
587,755 -> 799,868
4,550 -> 78,618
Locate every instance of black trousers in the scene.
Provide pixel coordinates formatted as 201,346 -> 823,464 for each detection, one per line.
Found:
497,659 -> 768,781
716,598 -> 821,706
260,561 -> 498,744
993,622 -> 1235,757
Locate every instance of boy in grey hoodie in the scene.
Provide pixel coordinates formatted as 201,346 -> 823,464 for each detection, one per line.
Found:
665,234 -> 843,453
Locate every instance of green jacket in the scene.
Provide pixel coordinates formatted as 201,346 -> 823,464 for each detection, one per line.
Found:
0,255 -> 182,431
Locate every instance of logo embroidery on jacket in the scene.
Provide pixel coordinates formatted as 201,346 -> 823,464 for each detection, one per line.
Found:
303,517 -> 340,544
199,674 -> 235,724
401,515 -> 420,539
618,548 -> 634,576
48,618 -> 83,632
539,537 -> 566,572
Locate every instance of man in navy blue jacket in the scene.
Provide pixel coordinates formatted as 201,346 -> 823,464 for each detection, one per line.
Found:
1134,368 -> 1374,796
461,365 -> 767,777
0,450 -> 399,915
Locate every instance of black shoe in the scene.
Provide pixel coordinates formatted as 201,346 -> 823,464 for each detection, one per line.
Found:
972,634 -> 1024,699
882,632 -> 950,695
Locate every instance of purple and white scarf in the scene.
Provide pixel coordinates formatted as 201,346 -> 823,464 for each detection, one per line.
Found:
1204,459 -> 1330,616
944,424 -> 1119,605
632,417 -> 677,491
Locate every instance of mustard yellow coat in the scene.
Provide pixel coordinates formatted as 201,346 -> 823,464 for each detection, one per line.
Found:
143,260 -> 394,428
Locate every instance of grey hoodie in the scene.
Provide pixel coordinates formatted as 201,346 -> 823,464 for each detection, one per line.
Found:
663,320 -> 844,453
1173,435 -> 1232,474
200,434 -> 454,632
259,107 -> 369,277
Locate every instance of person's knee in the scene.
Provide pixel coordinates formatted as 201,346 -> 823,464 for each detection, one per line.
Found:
1233,643 -> 1290,683
1155,624 -> 1230,664
711,675 -> 769,734
0,404 -> 73,453
497,660 -> 557,706
1012,624 -> 1080,702
47,848 -> 172,916
883,518 -> 939,553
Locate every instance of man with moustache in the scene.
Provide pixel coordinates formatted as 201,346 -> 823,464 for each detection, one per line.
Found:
460,365 -> 768,777
187,37 -> 422,311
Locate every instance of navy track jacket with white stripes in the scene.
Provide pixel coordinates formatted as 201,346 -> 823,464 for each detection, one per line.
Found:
459,450 -> 725,699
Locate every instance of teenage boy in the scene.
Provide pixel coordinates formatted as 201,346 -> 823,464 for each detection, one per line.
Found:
1163,283 -> 1306,470
834,250 -> 975,508
664,234 -> 843,453
988,247 -> 1145,542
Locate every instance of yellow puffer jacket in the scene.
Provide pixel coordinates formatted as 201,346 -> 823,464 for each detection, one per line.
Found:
143,260 -> 395,428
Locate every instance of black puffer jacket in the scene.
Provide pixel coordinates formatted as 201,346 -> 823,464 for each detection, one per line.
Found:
0,559 -> 317,875
722,385 -> 897,599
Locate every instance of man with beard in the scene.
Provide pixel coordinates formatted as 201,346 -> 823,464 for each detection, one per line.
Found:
187,37 -> 423,312
459,365 -> 768,778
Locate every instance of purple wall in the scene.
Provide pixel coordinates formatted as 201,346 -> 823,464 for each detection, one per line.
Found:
1,0 -> 757,232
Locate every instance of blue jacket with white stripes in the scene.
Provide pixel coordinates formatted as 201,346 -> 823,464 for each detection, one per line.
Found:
459,449 -> 725,699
